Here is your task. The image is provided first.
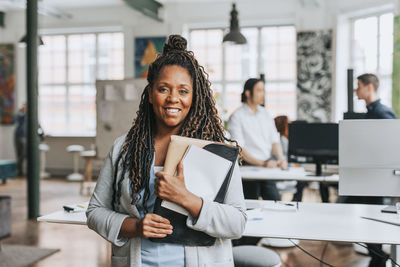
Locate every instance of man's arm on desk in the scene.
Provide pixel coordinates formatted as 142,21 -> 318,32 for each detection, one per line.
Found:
271,143 -> 288,170
240,148 -> 277,168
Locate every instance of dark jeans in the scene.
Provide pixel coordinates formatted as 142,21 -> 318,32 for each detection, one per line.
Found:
242,180 -> 281,201
292,182 -> 330,202
337,196 -> 388,267
14,137 -> 26,176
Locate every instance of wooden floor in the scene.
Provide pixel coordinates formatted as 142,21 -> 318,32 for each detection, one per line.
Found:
0,177 -> 371,267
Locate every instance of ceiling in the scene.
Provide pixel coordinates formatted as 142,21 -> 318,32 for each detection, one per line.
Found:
40,0 -> 124,8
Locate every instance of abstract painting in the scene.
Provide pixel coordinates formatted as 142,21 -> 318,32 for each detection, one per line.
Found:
0,44 -> 15,124
135,37 -> 166,78
297,30 -> 332,122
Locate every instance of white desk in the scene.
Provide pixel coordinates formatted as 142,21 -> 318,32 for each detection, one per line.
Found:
245,200 -> 400,266
37,210 -> 87,225
240,166 -> 339,183
38,202 -> 400,265
39,202 -> 399,244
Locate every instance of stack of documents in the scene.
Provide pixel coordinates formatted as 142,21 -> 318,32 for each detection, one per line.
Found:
161,145 -> 232,215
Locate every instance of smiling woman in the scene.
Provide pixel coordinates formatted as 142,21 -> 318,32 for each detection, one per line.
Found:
86,35 -> 247,267
149,65 -> 193,133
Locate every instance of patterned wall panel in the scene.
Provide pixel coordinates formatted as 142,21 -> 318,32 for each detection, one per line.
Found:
296,30 -> 332,122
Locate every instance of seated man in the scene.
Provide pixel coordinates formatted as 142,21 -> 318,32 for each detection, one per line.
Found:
228,78 -> 287,201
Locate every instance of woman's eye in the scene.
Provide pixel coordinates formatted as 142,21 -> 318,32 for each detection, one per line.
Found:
179,89 -> 189,94
158,87 -> 168,93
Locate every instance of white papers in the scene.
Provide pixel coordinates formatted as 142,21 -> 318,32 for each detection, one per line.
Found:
246,209 -> 264,221
161,145 -> 232,216
262,202 -> 297,212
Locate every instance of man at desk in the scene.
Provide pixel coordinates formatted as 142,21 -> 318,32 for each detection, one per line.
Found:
345,73 -> 397,267
228,78 -> 288,201
355,73 -> 397,119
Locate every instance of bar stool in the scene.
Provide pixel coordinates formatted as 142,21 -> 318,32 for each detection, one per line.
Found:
80,150 -> 96,195
39,143 -> 50,179
66,145 -> 84,181
233,245 -> 281,267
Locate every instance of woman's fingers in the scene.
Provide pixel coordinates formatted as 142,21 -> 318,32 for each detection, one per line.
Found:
177,161 -> 184,177
140,214 -> 173,238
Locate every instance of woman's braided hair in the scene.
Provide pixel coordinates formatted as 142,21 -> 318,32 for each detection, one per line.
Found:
112,35 -> 236,211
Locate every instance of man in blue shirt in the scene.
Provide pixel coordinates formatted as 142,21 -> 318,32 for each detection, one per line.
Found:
351,73 -> 397,267
355,73 -> 397,119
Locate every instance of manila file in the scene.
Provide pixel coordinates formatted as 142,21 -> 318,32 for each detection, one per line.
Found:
161,144 -> 233,215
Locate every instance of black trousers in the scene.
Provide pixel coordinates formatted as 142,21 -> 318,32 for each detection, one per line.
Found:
337,196 -> 388,267
14,137 -> 26,176
242,180 -> 281,201
292,182 -> 330,202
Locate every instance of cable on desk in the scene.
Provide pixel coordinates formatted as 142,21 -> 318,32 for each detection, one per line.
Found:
288,239 -> 335,267
355,242 -> 400,267
320,242 -> 329,267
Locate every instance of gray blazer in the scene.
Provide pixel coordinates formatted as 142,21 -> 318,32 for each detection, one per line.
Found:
86,135 -> 247,267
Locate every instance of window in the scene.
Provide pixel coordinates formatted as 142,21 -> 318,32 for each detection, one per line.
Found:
189,26 -> 296,121
39,32 -> 124,136
351,12 -> 393,111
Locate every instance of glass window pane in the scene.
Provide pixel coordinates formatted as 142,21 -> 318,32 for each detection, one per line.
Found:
39,86 -> 67,135
380,13 -> 393,38
352,13 -> 393,113
353,16 -> 378,73
225,83 -> 243,117
98,32 -> 124,79
190,29 -> 223,81
39,32 -> 124,136
69,85 -> 96,135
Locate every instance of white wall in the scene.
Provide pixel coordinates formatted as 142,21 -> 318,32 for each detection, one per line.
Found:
0,0 -> 396,172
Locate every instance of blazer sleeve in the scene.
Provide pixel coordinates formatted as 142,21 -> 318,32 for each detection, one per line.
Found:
185,161 -> 247,239
86,137 -> 130,247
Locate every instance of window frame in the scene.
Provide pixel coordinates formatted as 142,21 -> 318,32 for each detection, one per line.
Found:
188,24 -> 297,121
38,30 -> 124,137
349,11 -> 394,110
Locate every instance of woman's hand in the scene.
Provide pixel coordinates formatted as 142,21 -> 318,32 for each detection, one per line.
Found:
138,213 -> 173,238
155,161 -> 203,218
154,161 -> 189,205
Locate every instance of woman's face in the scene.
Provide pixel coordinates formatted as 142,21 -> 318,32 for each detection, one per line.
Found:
149,65 -> 193,132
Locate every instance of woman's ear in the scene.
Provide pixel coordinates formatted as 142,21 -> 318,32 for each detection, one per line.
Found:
148,86 -> 153,104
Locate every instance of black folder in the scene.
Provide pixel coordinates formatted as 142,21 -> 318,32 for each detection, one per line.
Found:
151,143 -> 239,246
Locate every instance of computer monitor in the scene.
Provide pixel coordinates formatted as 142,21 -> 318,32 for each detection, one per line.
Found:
339,119 -> 400,197
288,123 -> 338,176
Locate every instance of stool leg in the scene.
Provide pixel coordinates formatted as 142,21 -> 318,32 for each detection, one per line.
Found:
81,158 -> 89,195
73,152 -> 79,174
40,150 -> 46,178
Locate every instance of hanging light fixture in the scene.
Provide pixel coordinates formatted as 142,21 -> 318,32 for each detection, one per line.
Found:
223,3 -> 247,45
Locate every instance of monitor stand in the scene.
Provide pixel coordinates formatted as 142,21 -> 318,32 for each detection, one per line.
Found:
306,161 -> 329,176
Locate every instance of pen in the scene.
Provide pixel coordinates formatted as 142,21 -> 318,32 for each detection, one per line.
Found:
63,205 -> 75,212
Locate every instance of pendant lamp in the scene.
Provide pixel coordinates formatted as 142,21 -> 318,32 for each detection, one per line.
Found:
223,3 -> 247,45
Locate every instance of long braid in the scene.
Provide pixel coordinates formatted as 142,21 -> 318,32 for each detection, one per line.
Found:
113,35 -> 237,211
